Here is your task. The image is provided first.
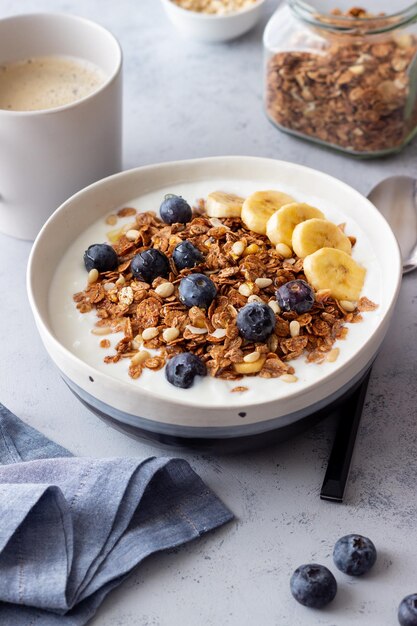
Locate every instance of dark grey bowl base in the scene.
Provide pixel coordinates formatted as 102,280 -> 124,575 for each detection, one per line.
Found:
65,369 -> 370,454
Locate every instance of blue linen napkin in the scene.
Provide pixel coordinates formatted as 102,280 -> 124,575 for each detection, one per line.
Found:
0,403 -> 233,624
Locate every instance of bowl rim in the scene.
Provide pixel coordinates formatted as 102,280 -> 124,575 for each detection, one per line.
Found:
160,0 -> 266,20
27,155 -> 402,413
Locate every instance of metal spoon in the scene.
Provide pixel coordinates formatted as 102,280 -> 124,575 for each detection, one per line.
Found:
368,175 -> 417,274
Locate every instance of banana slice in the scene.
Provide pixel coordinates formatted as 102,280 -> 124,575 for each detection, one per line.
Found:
206,191 -> 245,218
266,202 -> 324,247
303,248 -> 366,301
241,190 -> 295,235
292,218 -> 352,258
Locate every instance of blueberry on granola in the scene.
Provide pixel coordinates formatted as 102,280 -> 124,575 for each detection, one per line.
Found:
172,240 -> 204,271
236,302 -> 275,343
398,594 -> 417,626
83,243 -> 118,273
165,352 -> 206,389
276,279 -> 315,314
160,194 -> 192,225
131,248 -> 170,283
290,564 -> 337,609
178,273 -> 217,309
333,534 -> 377,576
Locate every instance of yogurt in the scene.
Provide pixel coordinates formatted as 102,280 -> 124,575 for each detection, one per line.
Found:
48,179 -> 382,408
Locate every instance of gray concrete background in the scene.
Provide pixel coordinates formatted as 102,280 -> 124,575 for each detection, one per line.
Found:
1,1 -> 416,624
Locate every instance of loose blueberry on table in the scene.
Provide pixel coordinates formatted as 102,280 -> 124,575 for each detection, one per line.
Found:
290,563 -> 337,609
236,302 -> 275,342
83,243 -> 118,272
276,279 -> 315,314
398,594 -> 417,626
165,352 -> 207,389
159,194 -> 192,224
172,240 -> 204,271
130,248 -> 170,283
178,273 -> 217,309
333,534 -> 377,576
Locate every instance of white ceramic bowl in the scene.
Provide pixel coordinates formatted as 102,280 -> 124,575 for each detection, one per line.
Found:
160,0 -> 266,42
27,156 -> 401,442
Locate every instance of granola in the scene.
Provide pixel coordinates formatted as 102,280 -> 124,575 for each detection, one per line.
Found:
265,7 -> 417,154
73,190 -> 377,388
172,0 -> 259,14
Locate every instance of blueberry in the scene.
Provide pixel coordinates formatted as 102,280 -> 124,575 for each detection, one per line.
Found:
172,240 -> 203,271
83,243 -> 118,273
290,564 -> 337,609
398,594 -> 417,626
333,534 -> 377,576
165,352 -> 206,389
131,248 -> 170,283
276,279 -> 315,314
178,273 -> 217,309
160,194 -> 192,225
236,302 -> 275,343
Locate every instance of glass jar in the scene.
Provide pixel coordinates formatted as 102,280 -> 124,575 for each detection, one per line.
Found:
263,1 -> 417,156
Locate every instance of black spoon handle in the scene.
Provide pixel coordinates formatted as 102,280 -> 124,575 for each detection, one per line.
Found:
320,370 -> 372,503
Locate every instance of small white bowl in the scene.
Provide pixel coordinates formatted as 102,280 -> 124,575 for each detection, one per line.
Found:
160,0 -> 266,42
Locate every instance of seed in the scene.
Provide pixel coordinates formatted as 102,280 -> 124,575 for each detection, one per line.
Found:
327,348 -> 340,363
118,286 -> 134,306
185,324 -> 208,335
142,327 -> 159,341
234,356 -> 266,374
280,374 -> 298,383
238,282 -> 253,297
131,334 -> 142,350
255,277 -> 273,289
125,229 -> 140,241
268,300 -> 281,314
91,326 -> 112,336
276,243 -> 292,258
88,268 -> 99,284
248,294 -> 263,303
284,258 -> 296,265
268,334 -> 278,352
339,300 -> 356,312
115,274 -> 125,286
349,64 -> 365,75
210,328 -> 227,339
209,217 -> 228,228
104,282 -> 116,291
162,327 -> 180,342
231,241 -> 246,257
290,320 -> 300,337
100,339 -> 110,348
105,214 -> 117,225
316,289 -> 332,300
131,350 -> 150,366
243,243 -> 260,256
243,351 -> 260,363
155,282 -> 175,298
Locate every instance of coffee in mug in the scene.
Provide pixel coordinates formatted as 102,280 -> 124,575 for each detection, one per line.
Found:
0,55 -> 106,112
0,13 -> 122,240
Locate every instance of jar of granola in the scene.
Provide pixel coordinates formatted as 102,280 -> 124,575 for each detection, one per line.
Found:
264,1 -> 417,156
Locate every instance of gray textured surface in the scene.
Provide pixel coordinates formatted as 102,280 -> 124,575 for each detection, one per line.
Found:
1,0 -> 417,624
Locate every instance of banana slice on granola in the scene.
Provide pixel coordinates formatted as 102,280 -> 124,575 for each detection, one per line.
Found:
292,218 -> 352,258
303,247 -> 366,302
266,202 -> 324,247
206,191 -> 245,218
241,190 -> 295,235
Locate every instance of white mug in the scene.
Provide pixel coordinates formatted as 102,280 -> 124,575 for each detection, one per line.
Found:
0,13 -> 122,240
